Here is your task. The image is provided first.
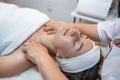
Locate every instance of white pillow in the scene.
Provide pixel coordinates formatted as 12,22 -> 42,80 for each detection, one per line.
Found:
76,0 -> 113,20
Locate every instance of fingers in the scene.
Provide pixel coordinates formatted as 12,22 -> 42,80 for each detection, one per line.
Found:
44,20 -> 58,34
47,30 -> 56,35
22,45 -> 28,53
22,42 -> 30,53
44,22 -> 56,34
24,40 -> 38,46
44,26 -> 54,32
22,40 -> 37,53
44,19 -> 55,31
44,25 -> 57,35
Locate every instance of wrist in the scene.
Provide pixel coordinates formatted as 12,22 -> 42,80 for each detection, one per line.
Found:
35,54 -> 52,64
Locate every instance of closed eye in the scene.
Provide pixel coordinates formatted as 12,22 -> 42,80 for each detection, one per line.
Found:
76,42 -> 84,51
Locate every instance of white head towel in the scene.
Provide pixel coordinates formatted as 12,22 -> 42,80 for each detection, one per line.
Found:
0,3 -> 49,56
56,41 -> 100,73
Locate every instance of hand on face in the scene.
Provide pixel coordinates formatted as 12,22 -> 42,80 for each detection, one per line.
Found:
22,41 -> 49,64
44,19 -> 68,35
54,27 -> 84,58
53,26 -> 93,59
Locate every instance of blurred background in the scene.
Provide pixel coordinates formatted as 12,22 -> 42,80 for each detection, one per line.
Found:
0,0 -> 119,23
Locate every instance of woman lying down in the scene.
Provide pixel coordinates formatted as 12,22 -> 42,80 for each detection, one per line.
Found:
0,2 -> 102,80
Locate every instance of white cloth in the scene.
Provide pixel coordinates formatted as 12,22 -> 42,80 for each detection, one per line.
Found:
56,40 -> 100,73
97,18 -> 120,80
0,2 -> 49,80
76,0 -> 113,20
0,3 -> 49,56
0,67 -> 43,80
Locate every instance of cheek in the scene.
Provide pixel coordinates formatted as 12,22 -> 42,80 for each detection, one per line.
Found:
54,38 -> 69,49
54,36 -> 64,46
60,47 -> 76,58
80,39 -> 93,54
54,37 -> 76,58
56,44 -> 74,58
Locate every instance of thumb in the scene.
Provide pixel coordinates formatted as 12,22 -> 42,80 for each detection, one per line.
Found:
44,26 -> 54,32
21,46 -> 29,54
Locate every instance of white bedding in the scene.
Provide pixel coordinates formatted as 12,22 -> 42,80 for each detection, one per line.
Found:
0,2 -> 49,56
0,2 -> 48,80
0,67 -> 43,80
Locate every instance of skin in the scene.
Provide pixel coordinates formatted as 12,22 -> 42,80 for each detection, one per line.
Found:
22,20 -> 120,80
21,24 -> 95,80
0,20 -> 93,78
0,46 -> 34,77
22,25 -> 94,80
114,38 -> 120,47
1,2 -> 120,80
54,27 -> 93,59
22,41 -> 68,80
0,22 -> 57,77
44,20 -> 99,41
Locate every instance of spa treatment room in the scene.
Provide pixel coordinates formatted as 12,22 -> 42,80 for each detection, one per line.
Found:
0,0 -> 120,80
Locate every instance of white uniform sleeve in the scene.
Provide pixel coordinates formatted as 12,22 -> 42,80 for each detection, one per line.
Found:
97,19 -> 120,45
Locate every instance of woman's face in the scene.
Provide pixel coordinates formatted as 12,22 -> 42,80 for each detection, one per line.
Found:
54,27 -> 93,59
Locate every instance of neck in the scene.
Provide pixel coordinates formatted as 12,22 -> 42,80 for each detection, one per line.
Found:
30,26 -> 56,53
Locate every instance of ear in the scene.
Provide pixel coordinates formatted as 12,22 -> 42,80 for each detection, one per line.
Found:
56,50 -> 62,58
56,50 -> 60,56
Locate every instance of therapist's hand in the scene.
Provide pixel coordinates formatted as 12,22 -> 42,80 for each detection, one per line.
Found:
22,41 -> 49,64
44,19 -> 67,35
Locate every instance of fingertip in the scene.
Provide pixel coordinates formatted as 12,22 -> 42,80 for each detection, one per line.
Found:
21,46 -> 27,53
44,28 -> 48,32
47,31 -> 56,35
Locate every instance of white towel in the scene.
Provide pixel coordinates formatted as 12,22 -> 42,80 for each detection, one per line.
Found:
76,0 -> 113,20
0,3 -> 50,56
0,67 -> 43,80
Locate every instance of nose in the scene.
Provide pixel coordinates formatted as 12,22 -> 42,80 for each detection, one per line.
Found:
70,29 -> 81,40
64,28 -> 81,39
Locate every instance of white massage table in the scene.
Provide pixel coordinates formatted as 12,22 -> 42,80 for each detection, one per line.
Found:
0,67 -> 43,80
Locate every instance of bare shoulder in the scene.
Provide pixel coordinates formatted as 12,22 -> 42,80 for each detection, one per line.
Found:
0,45 -> 33,77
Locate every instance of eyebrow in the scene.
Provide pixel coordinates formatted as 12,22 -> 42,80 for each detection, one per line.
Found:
76,42 -> 84,51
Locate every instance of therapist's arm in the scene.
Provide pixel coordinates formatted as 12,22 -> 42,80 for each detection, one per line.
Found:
23,41 -> 68,80
45,20 -> 100,41
0,47 -> 34,77
68,23 -> 99,41
35,53 -> 68,80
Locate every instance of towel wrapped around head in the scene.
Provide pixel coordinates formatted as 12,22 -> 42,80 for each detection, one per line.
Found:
0,2 -> 49,56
